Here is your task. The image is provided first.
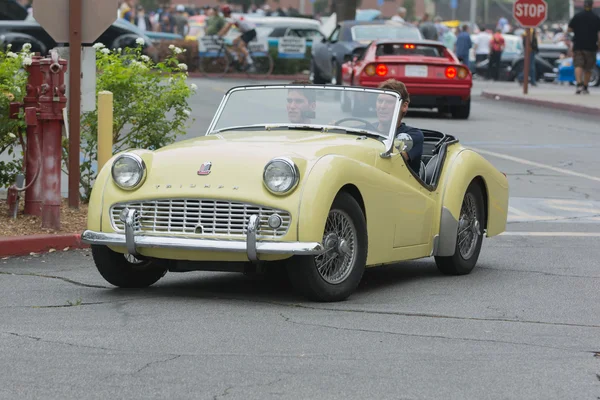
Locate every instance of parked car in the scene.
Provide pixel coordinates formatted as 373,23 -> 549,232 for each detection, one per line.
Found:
81,84 -> 509,302
311,19 -> 422,85
0,18 -> 156,59
341,39 -> 472,119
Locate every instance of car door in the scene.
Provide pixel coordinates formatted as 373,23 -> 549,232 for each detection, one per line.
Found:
311,25 -> 340,81
376,152 -> 436,250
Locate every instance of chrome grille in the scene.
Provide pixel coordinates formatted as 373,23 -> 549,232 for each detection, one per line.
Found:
110,199 -> 291,237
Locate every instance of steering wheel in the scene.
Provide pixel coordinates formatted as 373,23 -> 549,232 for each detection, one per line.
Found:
333,118 -> 378,132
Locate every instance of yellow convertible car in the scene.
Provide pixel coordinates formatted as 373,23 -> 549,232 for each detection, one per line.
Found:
82,84 -> 509,302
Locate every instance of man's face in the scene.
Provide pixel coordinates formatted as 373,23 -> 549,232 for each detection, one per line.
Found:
376,94 -> 396,125
287,90 -> 314,123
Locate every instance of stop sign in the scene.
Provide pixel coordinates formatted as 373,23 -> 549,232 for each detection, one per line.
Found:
513,0 -> 548,28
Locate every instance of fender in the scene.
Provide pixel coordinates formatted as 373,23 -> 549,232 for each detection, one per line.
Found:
435,148 -> 509,256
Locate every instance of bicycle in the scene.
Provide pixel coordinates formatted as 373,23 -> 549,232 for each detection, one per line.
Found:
198,35 -> 274,79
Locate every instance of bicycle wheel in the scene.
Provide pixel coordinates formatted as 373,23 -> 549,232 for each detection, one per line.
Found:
198,50 -> 232,78
246,51 -> 274,79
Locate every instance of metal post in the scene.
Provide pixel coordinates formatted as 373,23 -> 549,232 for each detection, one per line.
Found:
97,91 -> 113,172
39,52 -> 68,230
470,0 -> 477,29
68,0 -> 82,209
569,0 -> 575,18
299,0 -> 306,14
523,28 -> 531,95
23,55 -> 44,216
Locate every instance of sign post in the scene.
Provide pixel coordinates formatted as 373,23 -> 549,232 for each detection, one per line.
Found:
513,0 -> 548,95
33,0 -> 118,209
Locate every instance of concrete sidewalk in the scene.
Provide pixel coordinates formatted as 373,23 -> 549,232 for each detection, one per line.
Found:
479,83 -> 600,116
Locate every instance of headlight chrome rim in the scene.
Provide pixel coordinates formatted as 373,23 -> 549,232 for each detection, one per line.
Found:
263,157 -> 299,195
111,153 -> 147,190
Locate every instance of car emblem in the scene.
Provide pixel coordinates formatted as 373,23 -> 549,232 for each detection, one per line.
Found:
197,162 -> 212,176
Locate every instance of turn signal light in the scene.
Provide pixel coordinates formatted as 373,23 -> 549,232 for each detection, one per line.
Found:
375,64 -> 388,76
365,64 -> 376,76
445,66 -> 457,79
457,67 -> 469,79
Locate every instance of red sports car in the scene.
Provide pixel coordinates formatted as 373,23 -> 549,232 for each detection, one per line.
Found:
340,39 -> 472,119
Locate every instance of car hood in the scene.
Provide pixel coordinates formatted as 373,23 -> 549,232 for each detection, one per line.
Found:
135,131 -> 385,188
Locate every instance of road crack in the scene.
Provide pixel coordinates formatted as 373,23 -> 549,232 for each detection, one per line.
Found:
479,266 -> 600,279
278,313 -> 586,352
0,271 -> 109,289
136,355 -> 181,374
213,385 -> 234,400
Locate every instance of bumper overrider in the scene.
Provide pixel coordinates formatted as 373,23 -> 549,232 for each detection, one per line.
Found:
81,208 -> 325,262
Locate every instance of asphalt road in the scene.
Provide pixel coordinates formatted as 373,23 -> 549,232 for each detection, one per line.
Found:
2,79 -> 600,399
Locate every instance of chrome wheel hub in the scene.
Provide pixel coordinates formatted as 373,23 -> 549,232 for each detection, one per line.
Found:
457,193 -> 481,260
315,210 -> 357,285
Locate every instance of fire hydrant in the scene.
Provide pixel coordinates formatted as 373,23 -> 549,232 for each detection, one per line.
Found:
38,50 -> 67,230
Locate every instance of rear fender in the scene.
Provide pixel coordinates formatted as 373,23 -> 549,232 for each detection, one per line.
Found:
435,148 -> 509,256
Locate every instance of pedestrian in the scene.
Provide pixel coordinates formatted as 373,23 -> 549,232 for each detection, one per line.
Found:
173,5 -> 190,37
518,28 -> 539,86
473,28 -> 492,70
134,5 -> 153,32
443,27 -> 457,53
567,0 -> 600,94
455,25 -> 472,65
488,29 -> 505,81
391,7 -> 406,23
419,14 -> 438,41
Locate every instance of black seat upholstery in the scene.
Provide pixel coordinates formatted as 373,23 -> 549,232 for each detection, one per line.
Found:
419,161 -> 426,181
424,154 -> 439,185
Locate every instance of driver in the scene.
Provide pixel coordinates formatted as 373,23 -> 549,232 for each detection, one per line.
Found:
376,79 -> 424,174
287,80 -> 316,124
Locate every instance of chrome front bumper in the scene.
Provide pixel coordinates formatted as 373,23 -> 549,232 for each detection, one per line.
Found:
81,209 -> 324,262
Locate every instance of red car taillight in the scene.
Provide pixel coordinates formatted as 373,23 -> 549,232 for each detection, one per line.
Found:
445,66 -> 457,79
446,66 -> 469,79
375,64 -> 388,76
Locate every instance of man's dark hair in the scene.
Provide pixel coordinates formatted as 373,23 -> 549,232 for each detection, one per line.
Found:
462,24 -> 469,32
378,79 -> 410,103
288,79 -> 316,103
584,0 -> 593,9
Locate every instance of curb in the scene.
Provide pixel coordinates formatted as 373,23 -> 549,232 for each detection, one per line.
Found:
481,91 -> 600,116
187,72 -> 307,80
0,234 -> 89,258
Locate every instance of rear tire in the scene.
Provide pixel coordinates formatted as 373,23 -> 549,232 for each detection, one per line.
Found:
91,245 -> 168,288
435,182 -> 485,275
287,192 -> 367,302
451,99 -> 470,119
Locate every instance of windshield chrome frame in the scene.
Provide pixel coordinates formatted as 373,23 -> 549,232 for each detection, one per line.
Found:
205,84 -> 403,158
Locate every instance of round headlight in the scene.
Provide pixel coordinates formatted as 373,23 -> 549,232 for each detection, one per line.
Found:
263,157 -> 299,195
111,153 -> 146,190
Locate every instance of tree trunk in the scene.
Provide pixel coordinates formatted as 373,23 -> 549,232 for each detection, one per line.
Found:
335,0 -> 358,21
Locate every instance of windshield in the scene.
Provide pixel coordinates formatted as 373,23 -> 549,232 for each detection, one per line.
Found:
207,86 -> 401,140
351,25 -> 422,41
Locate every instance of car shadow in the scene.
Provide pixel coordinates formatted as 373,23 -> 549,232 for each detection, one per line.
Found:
97,259 -> 451,304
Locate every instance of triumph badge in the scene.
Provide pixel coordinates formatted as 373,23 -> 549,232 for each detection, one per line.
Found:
197,162 -> 212,176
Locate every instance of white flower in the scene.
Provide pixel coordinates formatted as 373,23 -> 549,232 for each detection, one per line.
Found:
15,87 -> 21,94
117,48 -> 122,53
22,57 -> 32,66
136,38 -> 145,46
7,52 -> 17,58
173,47 -> 183,54
177,63 -> 188,71
190,83 -> 197,91
100,48 -> 110,55
93,43 -> 105,49
141,55 -> 150,62
168,77 -> 174,84
22,43 -> 32,51
169,44 -> 175,50
8,132 -> 16,139
183,109 -> 191,117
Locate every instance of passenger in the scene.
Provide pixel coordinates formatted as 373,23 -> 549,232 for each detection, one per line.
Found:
286,80 -> 316,124
376,79 -> 424,174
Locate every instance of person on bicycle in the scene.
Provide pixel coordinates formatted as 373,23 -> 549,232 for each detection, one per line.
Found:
217,5 -> 257,71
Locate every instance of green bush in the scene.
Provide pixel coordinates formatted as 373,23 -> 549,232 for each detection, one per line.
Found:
0,44 -> 33,188
64,40 -> 196,201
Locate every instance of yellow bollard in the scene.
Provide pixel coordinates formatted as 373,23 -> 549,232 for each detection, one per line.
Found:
97,91 -> 113,172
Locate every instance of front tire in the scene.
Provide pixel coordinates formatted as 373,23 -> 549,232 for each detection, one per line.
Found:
435,182 -> 485,275
287,192 -> 367,302
91,245 -> 168,288
451,99 -> 470,119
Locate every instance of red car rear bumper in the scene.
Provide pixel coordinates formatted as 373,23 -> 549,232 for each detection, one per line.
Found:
358,81 -> 471,108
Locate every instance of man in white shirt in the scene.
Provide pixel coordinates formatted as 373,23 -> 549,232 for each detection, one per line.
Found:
473,29 -> 492,65
391,7 -> 406,23
218,5 -> 257,71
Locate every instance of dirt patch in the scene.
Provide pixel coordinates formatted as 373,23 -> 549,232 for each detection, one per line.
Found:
0,198 -> 88,237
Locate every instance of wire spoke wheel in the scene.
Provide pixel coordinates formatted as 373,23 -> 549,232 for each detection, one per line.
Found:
457,192 -> 481,260
314,209 -> 357,285
246,53 -> 274,78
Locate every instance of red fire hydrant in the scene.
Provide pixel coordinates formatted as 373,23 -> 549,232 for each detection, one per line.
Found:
38,51 -> 67,230
23,55 -> 44,217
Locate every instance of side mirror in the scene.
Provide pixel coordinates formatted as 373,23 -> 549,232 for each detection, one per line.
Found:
321,37 -> 327,43
394,133 -> 413,153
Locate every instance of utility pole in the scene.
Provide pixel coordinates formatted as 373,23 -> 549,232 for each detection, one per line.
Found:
299,0 -> 306,14
569,0 -> 575,18
470,0 -> 477,30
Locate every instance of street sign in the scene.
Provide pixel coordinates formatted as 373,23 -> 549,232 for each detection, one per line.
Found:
33,0 -> 118,44
513,0 -> 548,28
277,37 -> 306,59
